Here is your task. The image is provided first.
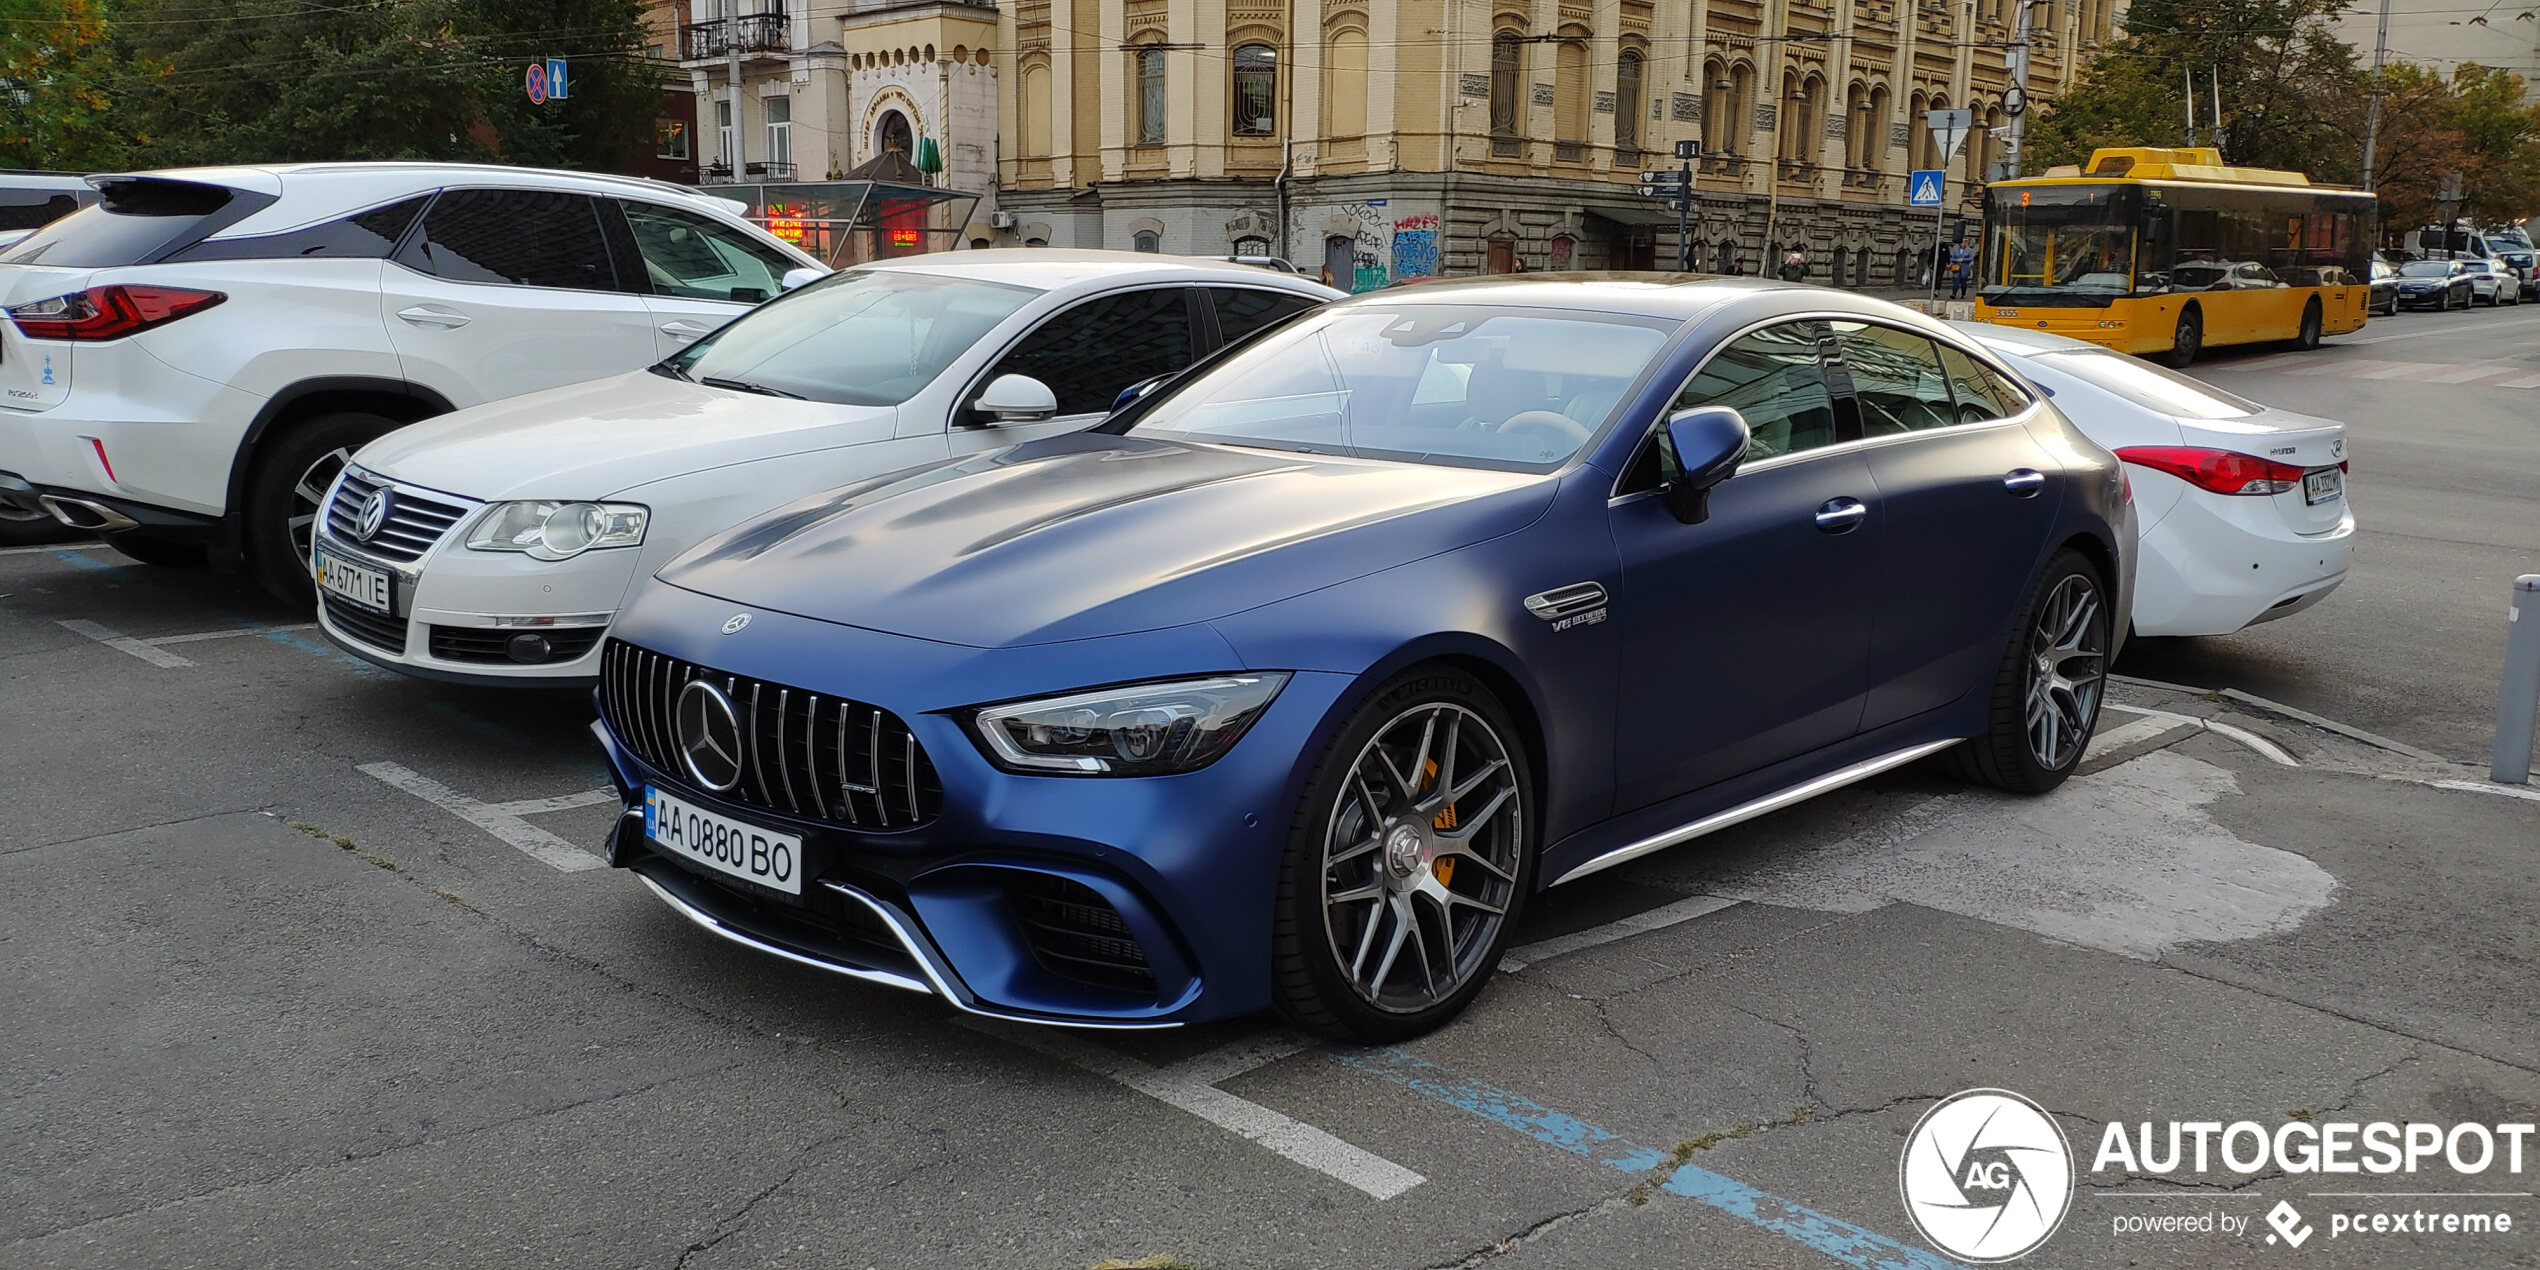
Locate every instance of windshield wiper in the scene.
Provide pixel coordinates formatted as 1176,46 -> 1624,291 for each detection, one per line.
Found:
701,376 -> 805,399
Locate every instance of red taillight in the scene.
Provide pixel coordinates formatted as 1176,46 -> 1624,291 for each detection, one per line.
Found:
2115,445 -> 2308,496
8,285 -> 226,341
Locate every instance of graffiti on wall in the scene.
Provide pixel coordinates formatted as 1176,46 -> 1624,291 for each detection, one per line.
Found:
1391,213 -> 1440,282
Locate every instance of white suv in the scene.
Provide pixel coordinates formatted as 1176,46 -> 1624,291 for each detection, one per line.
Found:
0,163 -> 821,600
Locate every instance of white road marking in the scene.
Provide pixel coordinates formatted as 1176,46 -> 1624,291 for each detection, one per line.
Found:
1674,749 -> 2338,960
2105,703 -> 2299,766
2339,313 -> 2540,346
358,761 -> 606,873
1498,893 -> 1741,972
2422,778 -> 2540,804
0,541 -> 107,557
148,623 -> 320,646
489,788 -> 620,816
967,1021 -> 1424,1200
57,619 -> 193,668
2083,715 -> 2188,758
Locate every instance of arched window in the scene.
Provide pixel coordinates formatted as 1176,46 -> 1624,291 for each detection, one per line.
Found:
1233,235 -> 1270,256
1728,64 -> 1753,159
1702,59 -> 1729,157
1135,47 -> 1167,145
1867,85 -> 1890,171
1846,82 -> 1870,169
1615,50 -> 1645,153
1132,229 -> 1161,253
1554,36 -> 1589,150
876,109 -> 913,158
1548,234 -> 1576,269
1020,61 -> 1052,156
1232,44 -> 1277,136
1326,28 -> 1369,138
1489,32 -> 1523,148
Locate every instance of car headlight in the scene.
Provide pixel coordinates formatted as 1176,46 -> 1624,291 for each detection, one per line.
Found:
970,674 -> 1291,776
465,501 -> 647,561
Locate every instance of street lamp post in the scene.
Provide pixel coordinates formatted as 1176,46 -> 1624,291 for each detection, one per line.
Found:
2360,0 -> 2393,191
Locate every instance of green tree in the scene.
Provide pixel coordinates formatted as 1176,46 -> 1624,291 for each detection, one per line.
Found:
0,0 -> 148,170
114,0 -> 664,171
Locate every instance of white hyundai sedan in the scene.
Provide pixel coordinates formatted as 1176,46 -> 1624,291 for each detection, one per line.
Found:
312,250 -> 1338,686
1962,323 -> 2352,637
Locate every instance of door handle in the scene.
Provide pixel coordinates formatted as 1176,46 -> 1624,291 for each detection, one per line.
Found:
2004,469 -> 2047,497
659,320 -> 714,340
396,305 -> 470,329
1814,497 -> 1868,533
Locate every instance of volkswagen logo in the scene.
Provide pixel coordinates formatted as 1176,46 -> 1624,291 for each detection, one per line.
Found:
722,613 -> 752,634
675,679 -> 746,792
352,487 -> 391,543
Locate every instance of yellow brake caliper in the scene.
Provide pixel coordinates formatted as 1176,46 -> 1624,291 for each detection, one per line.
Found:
1423,758 -> 1457,886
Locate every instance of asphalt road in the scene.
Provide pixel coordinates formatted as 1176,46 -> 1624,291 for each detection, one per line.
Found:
2117,302 -> 2540,764
5,310 -> 2538,1270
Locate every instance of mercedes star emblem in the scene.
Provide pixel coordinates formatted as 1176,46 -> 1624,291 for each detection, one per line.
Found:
722,613 -> 751,634
675,679 -> 746,792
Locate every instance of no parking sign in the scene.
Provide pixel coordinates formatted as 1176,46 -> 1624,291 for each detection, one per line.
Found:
525,57 -> 568,104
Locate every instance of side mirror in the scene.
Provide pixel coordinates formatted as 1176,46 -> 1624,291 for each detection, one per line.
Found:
1660,406 -> 1750,525
1110,372 -> 1177,414
781,267 -> 827,293
972,373 -> 1060,424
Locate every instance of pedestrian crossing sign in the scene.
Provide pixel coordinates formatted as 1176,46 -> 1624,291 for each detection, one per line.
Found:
1909,170 -> 1944,207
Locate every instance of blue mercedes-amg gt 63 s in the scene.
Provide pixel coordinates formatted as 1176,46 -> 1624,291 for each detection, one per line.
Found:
591,277 -> 2135,1041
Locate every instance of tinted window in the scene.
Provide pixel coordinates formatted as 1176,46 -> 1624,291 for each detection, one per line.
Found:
1833,322 -> 1958,435
1934,343 -> 2030,420
1210,287 -> 1318,345
669,268 -> 1036,407
1132,303 -> 1673,471
1674,322 -> 1838,461
0,179 -> 246,267
620,200 -> 796,303
169,198 -> 427,263
0,189 -> 83,233
405,189 -> 617,291
987,288 -> 1194,417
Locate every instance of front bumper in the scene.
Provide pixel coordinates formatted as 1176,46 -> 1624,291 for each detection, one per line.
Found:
592,583 -> 1353,1028
311,517 -> 644,687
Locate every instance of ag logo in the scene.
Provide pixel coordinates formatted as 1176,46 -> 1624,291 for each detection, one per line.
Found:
1899,1088 -> 2073,1262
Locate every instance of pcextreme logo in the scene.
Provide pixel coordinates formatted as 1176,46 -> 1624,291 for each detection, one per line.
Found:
1899,1088 -> 2075,1262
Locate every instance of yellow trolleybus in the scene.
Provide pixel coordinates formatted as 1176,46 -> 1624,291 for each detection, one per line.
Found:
1972,147 -> 2375,367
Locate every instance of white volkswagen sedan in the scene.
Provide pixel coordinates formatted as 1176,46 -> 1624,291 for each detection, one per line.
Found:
312,250 -> 1338,686
1961,323 -> 2352,637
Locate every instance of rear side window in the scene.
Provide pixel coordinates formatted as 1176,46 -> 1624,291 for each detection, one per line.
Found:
0,178 -> 257,268
169,198 -> 428,263
400,189 -> 619,292
1210,287 -> 1319,345
984,288 -> 1196,417
1933,343 -> 2031,420
0,189 -> 84,233
1832,321 -> 1957,435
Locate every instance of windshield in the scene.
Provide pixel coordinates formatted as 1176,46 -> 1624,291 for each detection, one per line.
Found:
1130,303 -> 1676,471
2032,347 -> 2260,419
1980,184 -> 2135,307
2399,260 -> 2456,277
666,268 -> 1036,407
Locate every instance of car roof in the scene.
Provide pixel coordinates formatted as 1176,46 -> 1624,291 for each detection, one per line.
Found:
1323,273 -> 1922,323
99,161 -> 745,212
870,248 -> 1345,294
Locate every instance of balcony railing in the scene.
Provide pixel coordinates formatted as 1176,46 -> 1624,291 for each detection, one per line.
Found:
683,12 -> 788,60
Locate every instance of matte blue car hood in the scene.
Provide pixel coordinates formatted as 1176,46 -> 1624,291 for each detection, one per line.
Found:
657,432 -> 1555,649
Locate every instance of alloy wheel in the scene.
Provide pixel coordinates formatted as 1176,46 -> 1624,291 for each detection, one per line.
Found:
289,445 -> 354,563
2024,573 -> 2106,771
1319,703 -> 1523,1014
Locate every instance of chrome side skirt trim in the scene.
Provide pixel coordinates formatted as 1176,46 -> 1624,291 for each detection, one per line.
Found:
1549,737 -> 1967,886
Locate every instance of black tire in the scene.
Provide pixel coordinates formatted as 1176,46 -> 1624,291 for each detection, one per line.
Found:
1270,665 -> 1535,1042
106,535 -> 208,568
2292,299 -> 2322,350
2162,307 -> 2201,369
245,411 -> 399,608
1939,549 -> 2110,795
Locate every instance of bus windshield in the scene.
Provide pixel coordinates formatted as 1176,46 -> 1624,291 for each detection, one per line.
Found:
1980,184 -> 2135,307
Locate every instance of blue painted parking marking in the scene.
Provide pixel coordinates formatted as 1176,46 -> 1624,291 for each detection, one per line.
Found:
1328,1047 -> 1966,1269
